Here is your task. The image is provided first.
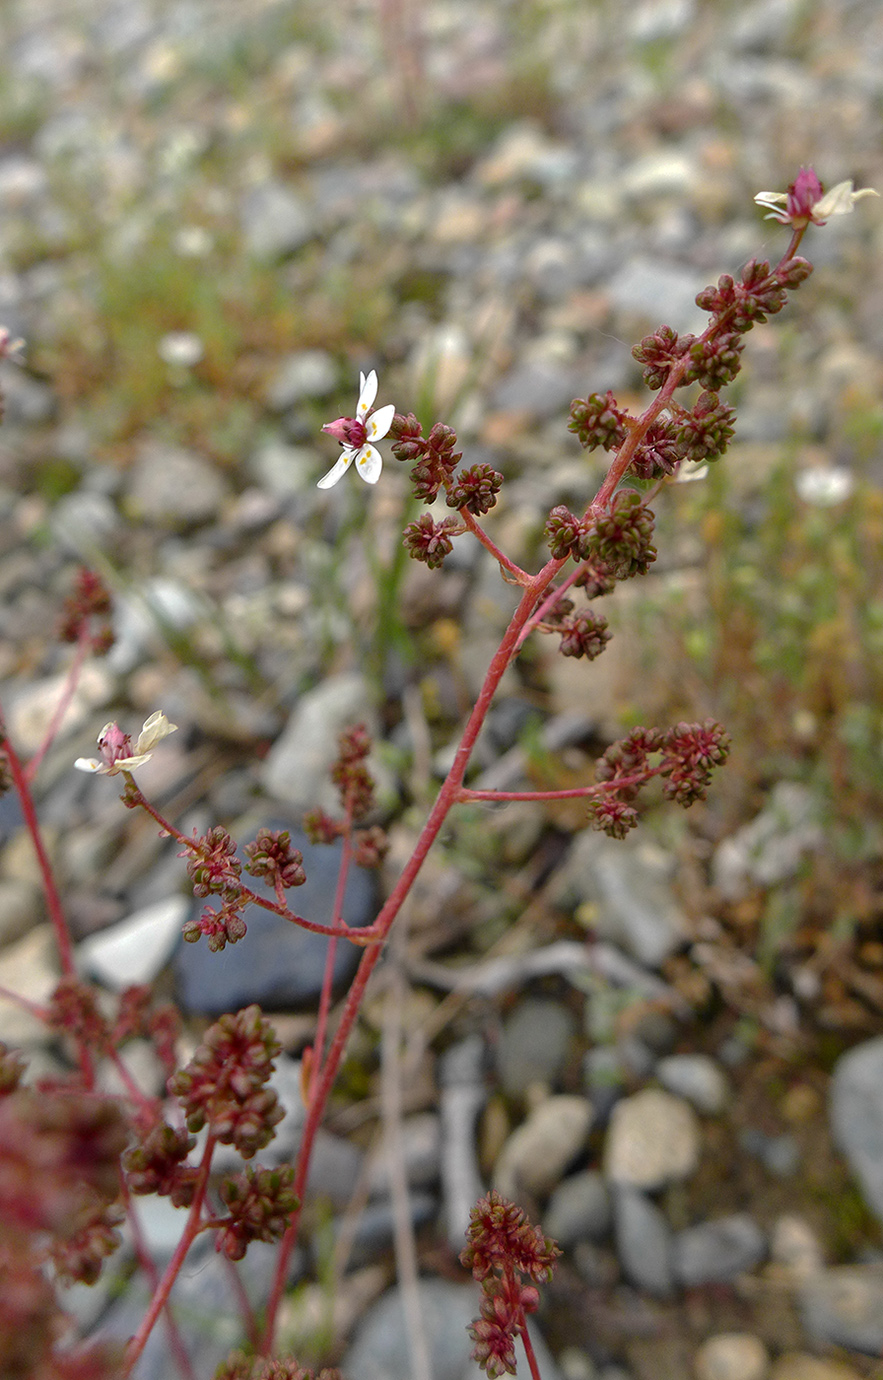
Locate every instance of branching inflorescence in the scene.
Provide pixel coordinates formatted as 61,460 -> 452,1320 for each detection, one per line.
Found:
0,167 -> 875,1380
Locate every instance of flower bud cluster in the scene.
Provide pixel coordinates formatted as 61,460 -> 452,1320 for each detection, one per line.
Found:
0,1085 -> 128,1376
586,489 -> 657,579
403,512 -> 463,568
568,389 -> 629,451
57,566 -> 114,653
169,1005 -> 283,1159
390,413 -> 503,567
557,609 -> 611,660
674,390 -> 736,463
186,825 -> 242,896
569,252 -> 815,488
113,984 -> 181,1077
447,462 -> 504,515
123,1120 -> 198,1206
215,1163 -> 299,1261
461,1190 -> 560,1379
589,720 -> 730,837
389,413 -> 462,502
50,1197 -> 125,1286
545,491 -> 656,579
244,828 -> 307,889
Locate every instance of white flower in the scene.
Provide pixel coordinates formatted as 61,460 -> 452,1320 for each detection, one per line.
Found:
318,370 -> 395,488
158,331 -> 204,367
795,465 -> 854,506
75,711 -> 178,776
755,167 -> 878,227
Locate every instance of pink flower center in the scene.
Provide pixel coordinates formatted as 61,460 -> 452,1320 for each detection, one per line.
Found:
322,416 -> 367,448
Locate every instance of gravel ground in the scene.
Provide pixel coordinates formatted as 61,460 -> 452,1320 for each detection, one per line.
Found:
2,1 -> 883,1378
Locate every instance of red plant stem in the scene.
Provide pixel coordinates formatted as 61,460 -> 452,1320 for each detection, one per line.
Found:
131,784 -> 378,942
106,1045 -> 162,1120
458,767 -> 661,804
312,801 -> 355,1083
520,1320 -> 543,1380
26,627 -> 91,782
0,710 -> 76,979
260,559 -> 566,1352
120,1175 -> 197,1380
459,508 -> 531,583
124,1132 -> 217,1374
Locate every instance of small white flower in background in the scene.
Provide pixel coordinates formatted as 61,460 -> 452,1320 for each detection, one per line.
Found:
158,331 -> 204,367
173,225 -> 214,258
755,166 -> 878,228
795,465 -> 854,506
318,370 -> 395,488
75,711 -> 177,776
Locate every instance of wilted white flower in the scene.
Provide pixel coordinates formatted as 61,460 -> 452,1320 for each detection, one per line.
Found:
755,166 -> 878,227
317,370 -> 395,488
75,711 -> 177,776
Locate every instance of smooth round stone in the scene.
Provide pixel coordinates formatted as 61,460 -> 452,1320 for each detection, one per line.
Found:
830,1036 -> 883,1224
494,1095 -> 594,1199
799,1264 -> 883,1353
496,997 -> 576,1096
612,1186 -> 674,1298
604,1088 -> 701,1190
673,1214 -> 766,1287
656,1054 -> 729,1115
544,1171 -> 612,1248
694,1333 -> 769,1380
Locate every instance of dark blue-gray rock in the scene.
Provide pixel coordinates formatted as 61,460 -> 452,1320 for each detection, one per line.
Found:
830,1036 -> 883,1224
496,997 -> 577,1096
799,1265 -> 883,1354
544,1171 -> 612,1249
672,1214 -> 766,1287
342,1279 -> 563,1380
613,1187 -> 675,1298
174,826 -> 377,1014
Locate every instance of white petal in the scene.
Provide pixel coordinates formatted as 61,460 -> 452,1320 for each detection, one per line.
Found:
354,444 -> 383,483
365,403 -> 395,442
754,191 -> 787,209
357,370 -> 378,416
74,757 -> 104,773
812,181 -> 858,218
136,711 -> 177,753
317,449 -> 356,489
114,752 -> 153,771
